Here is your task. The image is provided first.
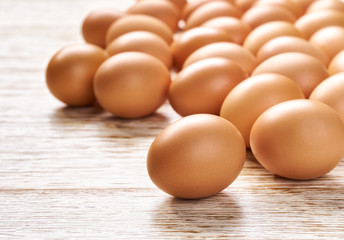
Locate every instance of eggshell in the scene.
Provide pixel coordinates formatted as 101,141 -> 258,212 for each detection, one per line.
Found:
257,36 -> 329,66
328,50 -> 344,75
309,26 -> 344,61
184,1 -> 242,30
201,16 -> 251,44
289,0 -> 315,13
94,52 -> 170,118
250,99 -> 344,180
243,21 -> 303,55
220,73 -> 305,147
252,52 -> 329,97
253,0 -> 303,17
182,42 -> 257,75
235,0 -> 256,13
106,31 -> 172,69
127,0 -> 180,32
294,10 -> 344,39
46,43 -> 107,107
81,9 -> 124,48
169,58 -> 247,116
147,114 -> 246,199
170,27 -> 233,69
105,14 -> 173,46
310,72 -> 344,123
306,0 -> 344,14
241,5 -> 296,29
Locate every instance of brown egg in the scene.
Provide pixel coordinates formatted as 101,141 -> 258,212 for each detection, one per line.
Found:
46,43 -> 107,107
253,0 -> 303,17
250,99 -> 344,180
306,0 -> 344,14
147,114 -> 246,199
235,0 -> 257,13
94,52 -> 170,118
105,14 -> 174,46
81,9 -> 124,48
241,5 -> 296,29
309,26 -> 344,61
310,73 -> 344,123
295,10 -> 344,39
252,52 -> 329,97
184,1 -> 242,30
127,0 -> 180,32
243,21 -> 303,55
289,0 -> 315,13
201,16 -> 251,44
169,58 -> 247,116
328,50 -> 344,75
220,73 -> 305,147
137,0 -> 187,12
183,42 -> 257,75
106,31 -> 172,69
171,27 -> 233,69
257,36 -> 329,66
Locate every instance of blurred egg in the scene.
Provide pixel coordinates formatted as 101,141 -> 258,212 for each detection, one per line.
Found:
106,31 -> 172,69
171,27 -> 233,69
243,21 -> 303,55
202,16 -> 251,44
306,0 -> 344,14
81,9 -> 124,48
241,5 -> 296,29
309,26 -> 344,61
310,72 -> 344,122
295,10 -> 344,39
94,52 -> 170,118
252,52 -> 329,97
328,50 -> 344,75
183,42 -> 257,74
289,0 -> 315,13
253,0 -> 303,17
235,0 -> 257,12
169,58 -> 247,116
137,0 -> 187,12
184,1 -> 242,30
46,43 -> 107,107
257,36 -> 329,66
220,73 -> 305,147
127,0 -> 180,32
147,114 -> 246,199
105,14 -> 173,46
250,99 -> 344,180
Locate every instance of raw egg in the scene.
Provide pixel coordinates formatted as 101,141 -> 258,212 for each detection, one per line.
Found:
220,73 -> 305,147
253,0 -> 303,17
252,52 -> 329,97
147,114 -> 246,199
106,31 -> 172,69
46,43 -> 107,107
250,99 -> 344,180
328,50 -> 344,75
94,52 -> 170,118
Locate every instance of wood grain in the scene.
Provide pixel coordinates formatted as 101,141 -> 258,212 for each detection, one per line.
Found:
0,0 -> 344,239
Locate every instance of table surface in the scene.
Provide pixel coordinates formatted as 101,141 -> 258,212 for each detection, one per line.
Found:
1,0 -> 344,239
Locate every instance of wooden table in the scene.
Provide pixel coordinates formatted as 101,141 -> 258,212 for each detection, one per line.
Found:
1,0 -> 343,239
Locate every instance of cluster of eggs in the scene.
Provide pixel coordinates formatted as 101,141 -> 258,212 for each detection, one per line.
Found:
46,0 -> 344,199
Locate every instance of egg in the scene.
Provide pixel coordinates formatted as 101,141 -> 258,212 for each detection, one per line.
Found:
147,114 -> 246,199
235,0 -> 256,13
46,43 -> 107,107
127,0 -> 180,32
170,27 -> 233,69
137,0 -> 187,12
253,0 -> 303,17
243,21 -> 303,55
81,9 -> 124,48
184,1 -> 242,30
328,50 -> 344,75
289,0 -> 315,13
310,72 -> 344,123
182,42 -> 257,75
250,99 -> 344,180
294,10 -> 344,39
220,73 -> 305,147
252,52 -> 329,97
309,26 -> 344,61
106,31 -> 172,69
94,52 -> 170,118
201,16 -> 251,44
105,14 -> 174,46
257,36 -> 329,66
241,5 -> 296,29
306,0 -> 344,14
